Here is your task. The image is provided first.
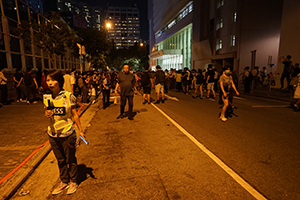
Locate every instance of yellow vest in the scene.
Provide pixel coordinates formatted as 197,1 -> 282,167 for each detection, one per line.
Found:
43,91 -> 73,134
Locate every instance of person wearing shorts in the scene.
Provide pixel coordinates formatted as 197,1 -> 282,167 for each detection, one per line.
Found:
206,64 -> 216,99
154,65 -> 165,104
193,69 -> 204,98
141,68 -> 152,104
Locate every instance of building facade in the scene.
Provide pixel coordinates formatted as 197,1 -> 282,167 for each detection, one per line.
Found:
106,7 -> 140,49
57,0 -> 102,30
149,0 -> 284,78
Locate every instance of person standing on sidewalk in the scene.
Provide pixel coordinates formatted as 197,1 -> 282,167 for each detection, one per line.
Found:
24,67 -> 38,104
115,64 -> 137,120
44,70 -> 86,195
279,55 -> 293,90
0,67 -> 8,105
206,64 -> 216,99
13,68 -> 26,102
101,73 -> 111,109
63,69 -> 75,94
154,65 -> 166,104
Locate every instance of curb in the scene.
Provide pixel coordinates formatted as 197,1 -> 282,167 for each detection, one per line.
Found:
0,98 -> 96,200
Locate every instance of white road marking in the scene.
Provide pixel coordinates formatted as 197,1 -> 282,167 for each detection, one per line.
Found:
165,94 -> 179,102
252,105 -> 288,108
233,96 -> 246,100
151,103 -> 267,200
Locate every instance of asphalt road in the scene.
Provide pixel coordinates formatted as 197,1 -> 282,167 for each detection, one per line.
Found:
154,90 -> 300,200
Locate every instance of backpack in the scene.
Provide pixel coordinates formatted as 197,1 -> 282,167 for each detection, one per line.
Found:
156,70 -> 165,84
141,72 -> 151,87
24,73 -> 33,86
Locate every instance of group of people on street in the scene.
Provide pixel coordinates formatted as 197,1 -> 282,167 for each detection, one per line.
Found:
2,58 -> 300,197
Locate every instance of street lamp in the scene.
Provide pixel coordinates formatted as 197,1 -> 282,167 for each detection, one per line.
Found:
106,22 -> 112,29
140,42 -> 144,47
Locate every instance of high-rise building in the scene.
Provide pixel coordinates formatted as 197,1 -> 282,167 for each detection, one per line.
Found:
106,7 -> 140,49
56,0 -> 103,30
148,0 -> 284,79
24,0 -> 43,13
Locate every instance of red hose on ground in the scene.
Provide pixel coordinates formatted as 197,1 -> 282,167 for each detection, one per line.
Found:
0,141 -> 49,185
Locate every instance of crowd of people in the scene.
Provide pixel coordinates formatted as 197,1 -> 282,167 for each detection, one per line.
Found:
1,56 -> 300,114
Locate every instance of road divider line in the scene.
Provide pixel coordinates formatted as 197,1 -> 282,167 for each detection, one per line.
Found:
252,105 -> 288,108
165,94 -> 179,102
233,96 -> 246,100
151,103 -> 267,200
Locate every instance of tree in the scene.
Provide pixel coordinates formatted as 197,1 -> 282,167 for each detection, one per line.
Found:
78,28 -> 113,70
15,12 -> 79,68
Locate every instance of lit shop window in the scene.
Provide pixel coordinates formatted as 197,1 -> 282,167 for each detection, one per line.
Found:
217,38 -> 222,50
217,17 -> 223,30
233,11 -> 237,22
231,35 -> 236,46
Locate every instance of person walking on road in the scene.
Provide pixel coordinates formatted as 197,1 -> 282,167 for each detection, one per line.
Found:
193,69 -> 204,99
44,70 -> 86,195
154,65 -> 166,104
115,64 -> 137,120
0,67 -> 8,105
140,68 -> 152,104
219,67 -> 240,122
206,64 -> 216,99
176,70 -> 182,92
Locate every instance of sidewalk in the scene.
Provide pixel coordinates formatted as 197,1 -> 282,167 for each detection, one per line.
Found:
10,94 -> 257,200
0,98 -> 92,199
239,85 -> 294,102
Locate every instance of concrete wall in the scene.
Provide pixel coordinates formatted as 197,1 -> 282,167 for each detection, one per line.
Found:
277,0 -> 300,72
238,0 -> 283,77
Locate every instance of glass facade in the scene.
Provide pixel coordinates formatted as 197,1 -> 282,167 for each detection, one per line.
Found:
155,24 -> 192,70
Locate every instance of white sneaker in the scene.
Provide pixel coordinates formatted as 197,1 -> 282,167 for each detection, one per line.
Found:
33,101 -> 38,104
67,182 -> 78,195
52,182 -> 69,195
16,100 -> 20,102
27,101 -> 30,104
219,117 -> 227,122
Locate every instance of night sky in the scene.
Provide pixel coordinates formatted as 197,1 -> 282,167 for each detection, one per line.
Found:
74,0 -> 149,40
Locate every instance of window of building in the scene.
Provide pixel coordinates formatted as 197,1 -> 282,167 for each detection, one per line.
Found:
217,38 -> 222,50
233,11 -> 237,22
217,17 -> 223,30
231,35 -> 236,46
217,0 -> 224,8
210,18 -> 215,32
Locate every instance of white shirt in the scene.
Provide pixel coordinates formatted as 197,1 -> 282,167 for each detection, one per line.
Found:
0,72 -> 7,85
63,74 -> 75,93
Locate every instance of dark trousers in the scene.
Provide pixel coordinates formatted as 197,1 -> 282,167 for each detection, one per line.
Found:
120,95 -> 133,116
25,84 -> 36,102
0,84 -> 8,104
280,72 -> 291,89
49,132 -> 78,183
102,89 -> 110,108
15,85 -> 25,100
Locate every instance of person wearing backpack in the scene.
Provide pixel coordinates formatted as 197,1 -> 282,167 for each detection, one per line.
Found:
141,68 -> 152,104
24,67 -> 38,104
154,65 -> 166,104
